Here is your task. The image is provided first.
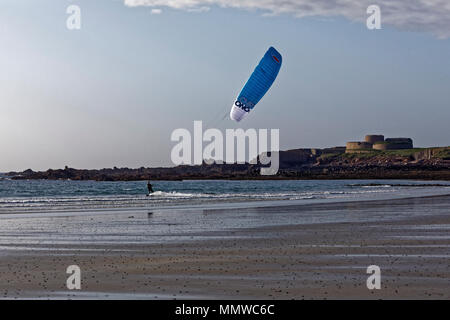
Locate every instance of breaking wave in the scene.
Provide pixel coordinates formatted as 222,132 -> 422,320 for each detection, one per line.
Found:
0,179 -> 449,213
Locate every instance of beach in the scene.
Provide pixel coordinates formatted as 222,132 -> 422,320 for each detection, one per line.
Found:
1,192 -> 449,299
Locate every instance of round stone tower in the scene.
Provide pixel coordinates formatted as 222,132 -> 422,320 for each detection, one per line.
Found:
365,135 -> 384,144
346,141 -> 373,153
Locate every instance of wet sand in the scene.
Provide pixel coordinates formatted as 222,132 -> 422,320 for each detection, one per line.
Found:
0,195 -> 449,299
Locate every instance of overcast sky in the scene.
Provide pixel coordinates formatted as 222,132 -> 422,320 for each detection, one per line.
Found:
1,0 -> 449,171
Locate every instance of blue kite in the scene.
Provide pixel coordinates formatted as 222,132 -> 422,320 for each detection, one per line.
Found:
230,47 -> 282,122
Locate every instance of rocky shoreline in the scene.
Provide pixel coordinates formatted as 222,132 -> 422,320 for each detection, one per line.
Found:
6,147 -> 450,181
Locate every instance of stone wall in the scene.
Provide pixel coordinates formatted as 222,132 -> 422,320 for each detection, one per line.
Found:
346,141 -> 373,153
373,143 -> 406,150
373,138 -> 413,150
346,135 -> 413,152
385,138 -> 413,145
322,147 -> 346,154
346,141 -> 373,150
365,135 -> 384,144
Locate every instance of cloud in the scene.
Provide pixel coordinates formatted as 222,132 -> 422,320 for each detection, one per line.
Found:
123,0 -> 450,38
187,6 -> 210,13
151,8 -> 162,14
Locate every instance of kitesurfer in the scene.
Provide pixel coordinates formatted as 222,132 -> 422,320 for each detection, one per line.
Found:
147,181 -> 154,195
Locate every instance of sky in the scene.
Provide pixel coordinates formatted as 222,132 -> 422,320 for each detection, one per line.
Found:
0,0 -> 449,171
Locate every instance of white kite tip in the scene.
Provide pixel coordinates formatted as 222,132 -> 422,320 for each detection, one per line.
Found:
230,105 -> 248,122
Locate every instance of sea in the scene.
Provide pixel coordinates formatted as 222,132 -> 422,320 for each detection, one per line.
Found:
0,178 -> 449,213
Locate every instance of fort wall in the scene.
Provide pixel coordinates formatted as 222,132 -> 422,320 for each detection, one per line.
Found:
346,142 -> 373,153
365,135 -> 384,144
346,135 -> 413,152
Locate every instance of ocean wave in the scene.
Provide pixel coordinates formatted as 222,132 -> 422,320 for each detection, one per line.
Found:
349,183 -> 392,188
361,185 -> 392,188
147,191 -> 204,198
0,188 -> 395,209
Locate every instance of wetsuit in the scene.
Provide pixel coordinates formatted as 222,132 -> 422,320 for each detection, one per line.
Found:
147,182 -> 154,194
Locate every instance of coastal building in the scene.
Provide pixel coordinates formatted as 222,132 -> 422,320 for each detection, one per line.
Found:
365,135 -> 384,144
346,135 -> 413,153
373,138 -> 413,150
346,141 -> 373,152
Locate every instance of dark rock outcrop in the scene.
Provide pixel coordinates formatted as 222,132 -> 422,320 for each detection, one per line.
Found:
6,147 -> 450,181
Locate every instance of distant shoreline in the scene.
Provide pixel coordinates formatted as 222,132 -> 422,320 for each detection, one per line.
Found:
5,163 -> 450,181
5,146 -> 450,181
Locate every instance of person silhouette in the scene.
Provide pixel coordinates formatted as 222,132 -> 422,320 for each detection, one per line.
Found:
147,181 -> 154,195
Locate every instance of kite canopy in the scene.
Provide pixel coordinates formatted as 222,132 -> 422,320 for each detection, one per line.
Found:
230,47 -> 282,122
